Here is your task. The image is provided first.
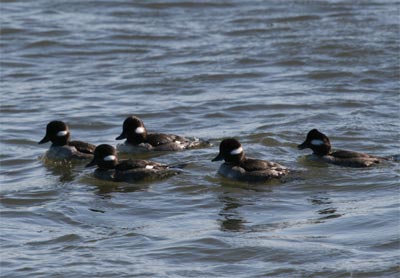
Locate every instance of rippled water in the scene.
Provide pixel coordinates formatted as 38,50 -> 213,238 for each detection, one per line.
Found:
1,0 -> 400,277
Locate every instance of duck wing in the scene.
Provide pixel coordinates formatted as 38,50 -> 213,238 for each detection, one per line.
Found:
240,158 -> 287,172
69,140 -> 96,154
115,159 -> 167,171
331,150 -> 372,159
327,150 -> 382,167
147,133 -> 187,146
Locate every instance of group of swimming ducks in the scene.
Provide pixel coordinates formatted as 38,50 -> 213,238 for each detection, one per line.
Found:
39,115 -> 394,183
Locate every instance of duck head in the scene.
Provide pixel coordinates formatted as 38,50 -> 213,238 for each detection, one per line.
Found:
39,120 -> 70,146
212,138 -> 245,165
298,129 -> 331,156
116,116 -> 147,145
86,144 -> 119,170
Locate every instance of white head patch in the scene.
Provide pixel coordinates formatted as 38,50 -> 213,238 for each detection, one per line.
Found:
135,127 -> 145,134
57,130 -> 68,137
145,165 -> 154,169
103,155 -> 117,161
311,139 -> 324,146
230,146 -> 243,155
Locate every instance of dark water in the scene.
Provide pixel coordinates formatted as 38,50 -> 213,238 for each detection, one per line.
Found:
1,0 -> 400,277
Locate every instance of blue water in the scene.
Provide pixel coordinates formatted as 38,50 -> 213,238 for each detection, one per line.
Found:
1,1 -> 399,277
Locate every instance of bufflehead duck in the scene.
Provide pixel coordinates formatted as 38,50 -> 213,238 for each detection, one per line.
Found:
298,129 -> 385,167
39,120 -> 95,160
86,144 -> 182,182
115,115 -> 209,152
212,138 -> 289,182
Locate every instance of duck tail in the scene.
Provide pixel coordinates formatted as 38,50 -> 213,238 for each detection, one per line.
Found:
169,163 -> 189,169
382,154 -> 400,162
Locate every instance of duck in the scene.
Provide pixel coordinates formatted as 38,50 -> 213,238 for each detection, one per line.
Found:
297,129 -> 386,167
38,120 -> 95,160
115,115 -> 209,153
211,138 -> 289,182
86,144 -> 183,182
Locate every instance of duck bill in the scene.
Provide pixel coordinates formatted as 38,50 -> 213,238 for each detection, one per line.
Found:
38,135 -> 50,144
85,158 -> 97,168
211,153 -> 224,162
115,132 -> 126,140
297,141 -> 308,150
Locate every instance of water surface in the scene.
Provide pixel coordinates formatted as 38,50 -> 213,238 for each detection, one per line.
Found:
1,0 -> 399,277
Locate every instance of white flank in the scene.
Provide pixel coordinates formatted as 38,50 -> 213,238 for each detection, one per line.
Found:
135,127 -> 145,134
57,130 -> 68,137
103,155 -> 116,161
175,140 -> 181,145
145,165 -> 154,169
230,146 -> 243,155
311,139 -> 324,146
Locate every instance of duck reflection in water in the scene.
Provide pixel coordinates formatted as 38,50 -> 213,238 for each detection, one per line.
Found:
42,160 -> 76,183
309,195 -> 343,222
218,195 -> 247,232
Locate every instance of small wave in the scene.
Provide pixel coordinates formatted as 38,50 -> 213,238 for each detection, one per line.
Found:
26,234 -> 83,246
359,78 -> 381,84
110,34 -> 178,41
307,70 -> 356,80
169,72 -> 265,83
0,27 -> 24,35
24,40 -> 62,49
274,59 -> 306,67
274,15 -> 321,23
35,30 -> 70,37
5,72 -> 37,79
1,61 -> 35,68
224,28 -> 273,36
170,59 -> 216,66
141,2 -> 235,9
235,58 -> 266,65
0,195 -> 56,207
